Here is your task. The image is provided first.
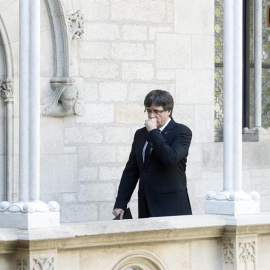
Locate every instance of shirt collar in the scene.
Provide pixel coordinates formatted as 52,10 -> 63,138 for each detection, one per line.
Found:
159,118 -> 171,132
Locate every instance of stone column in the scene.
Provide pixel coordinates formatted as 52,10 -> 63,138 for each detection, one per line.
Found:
0,0 -> 59,229
223,0 -> 234,192
205,0 -> 260,215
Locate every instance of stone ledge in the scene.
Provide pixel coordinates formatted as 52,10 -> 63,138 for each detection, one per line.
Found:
1,213 -> 270,243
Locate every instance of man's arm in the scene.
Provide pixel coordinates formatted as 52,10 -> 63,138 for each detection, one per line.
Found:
147,127 -> 192,165
113,131 -> 140,212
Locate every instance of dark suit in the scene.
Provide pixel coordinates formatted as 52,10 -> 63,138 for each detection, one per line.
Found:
114,118 -> 192,218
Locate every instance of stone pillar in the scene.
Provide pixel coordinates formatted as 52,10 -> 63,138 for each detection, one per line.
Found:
223,0 -> 234,192
205,0 -> 260,215
0,0 -> 59,229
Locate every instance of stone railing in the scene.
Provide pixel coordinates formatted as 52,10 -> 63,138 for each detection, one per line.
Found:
1,214 -> 270,269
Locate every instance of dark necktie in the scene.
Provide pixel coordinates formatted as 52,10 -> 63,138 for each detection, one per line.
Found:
144,142 -> 152,165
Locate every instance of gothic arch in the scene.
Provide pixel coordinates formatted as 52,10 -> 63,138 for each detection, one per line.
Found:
112,251 -> 169,270
0,15 -> 14,79
0,14 -> 14,202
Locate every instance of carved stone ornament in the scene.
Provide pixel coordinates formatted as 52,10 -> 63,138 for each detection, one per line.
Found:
0,78 -> 14,102
239,241 -> 256,264
33,257 -> 55,270
41,78 -> 81,117
222,238 -> 234,265
17,258 -> 29,270
17,254 -> 55,270
0,200 -> 60,213
67,9 -> 84,40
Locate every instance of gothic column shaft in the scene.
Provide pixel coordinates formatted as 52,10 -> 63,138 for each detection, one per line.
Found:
233,0 -> 243,191
254,0 -> 262,127
19,0 -> 30,202
223,0 -> 234,191
5,101 -> 13,202
29,0 -> 40,201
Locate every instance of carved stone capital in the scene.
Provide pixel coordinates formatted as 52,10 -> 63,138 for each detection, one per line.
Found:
1,78 -> 14,102
67,9 -> 84,40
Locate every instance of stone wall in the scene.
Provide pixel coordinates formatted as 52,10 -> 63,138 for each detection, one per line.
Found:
0,0 -> 270,223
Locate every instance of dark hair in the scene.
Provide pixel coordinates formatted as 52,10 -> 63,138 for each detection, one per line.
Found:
144,90 -> 174,116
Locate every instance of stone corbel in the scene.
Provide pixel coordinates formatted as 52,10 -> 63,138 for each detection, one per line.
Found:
0,77 -> 14,102
41,77 -> 81,117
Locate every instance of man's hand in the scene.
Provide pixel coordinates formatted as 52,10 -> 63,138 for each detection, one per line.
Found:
112,208 -> 124,219
145,118 -> 158,132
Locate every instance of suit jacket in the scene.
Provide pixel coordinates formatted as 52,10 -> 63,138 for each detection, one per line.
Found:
114,118 -> 192,218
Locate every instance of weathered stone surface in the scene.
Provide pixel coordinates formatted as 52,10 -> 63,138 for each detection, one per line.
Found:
79,182 -> 115,202
156,33 -> 191,69
122,62 -> 154,80
175,0 -> 214,35
122,24 -> 147,41
76,104 -> 114,124
99,166 -> 124,181
112,43 -> 154,61
111,0 -> 166,22
117,146 -> 131,163
104,126 -> 131,144
149,26 -> 173,40
84,23 -> 119,41
127,83 -> 170,102
83,81 -> 99,102
173,104 -> 194,127
79,167 -> 99,182
90,146 -> 117,163
40,118 -> 64,154
176,69 -> 214,105
41,155 -> 78,193
80,41 -> 111,60
192,35 -> 214,70
116,104 -> 144,124
99,203 -> 115,221
80,61 -> 119,79
79,0 -> 110,21
58,251 -> 80,270
61,203 -> 98,222
64,127 -> 102,144
194,105 -> 214,143
99,82 -> 127,102
156,69 -> 175,81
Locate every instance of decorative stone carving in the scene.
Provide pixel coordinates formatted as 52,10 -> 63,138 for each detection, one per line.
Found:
0,200 -> 60,213
0,78 -> 14,102
222,238 -> 234,265
16,253 -> 56,270
67,9 -> 84,40
41,78 -> 81,117
239,241 -> 256,264
33,257 -> 55,270
17,258 -> 29,270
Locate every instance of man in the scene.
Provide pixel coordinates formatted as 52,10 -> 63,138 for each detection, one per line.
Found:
113,90 -> 192,219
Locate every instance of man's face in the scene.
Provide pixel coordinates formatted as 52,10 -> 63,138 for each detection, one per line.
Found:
145,103 -> 171,128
